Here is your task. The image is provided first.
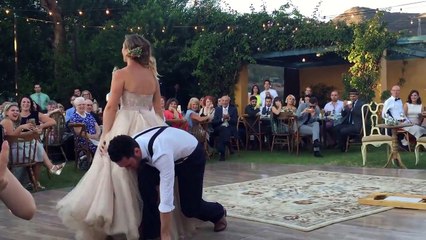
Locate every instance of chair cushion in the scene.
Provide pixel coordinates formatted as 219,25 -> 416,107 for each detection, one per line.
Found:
362,135 -> 393,142
417,136 -> 426,143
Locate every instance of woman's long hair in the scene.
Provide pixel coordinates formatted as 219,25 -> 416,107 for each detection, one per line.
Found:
407,90 -> 422,104
124,34 -> 159,79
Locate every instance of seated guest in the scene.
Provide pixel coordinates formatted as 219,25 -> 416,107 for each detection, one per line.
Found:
1,102 -> 65,189
323,90 -> 344,146
261,96 -> 273,117
19,96 -> 56,131
212,95 -> 238,161
332,89 -> 364,152
271,97 -> 284,114
245,96 -> 260,118
270,97 -> 291,134
402,90 -> 426,143
69,97 -> 101,154
199,96 -> 216,121
164,98 -> 188,130
382,85 -> 414,148
244,96 -> 261,148
283,94 -> 297,113
296,96 -> 322,157
250,84 -> 262,108
185,98 -> 209,142
85,99 -> 102,126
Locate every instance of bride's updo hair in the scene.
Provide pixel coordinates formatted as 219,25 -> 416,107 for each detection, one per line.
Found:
124,34 -> 159,79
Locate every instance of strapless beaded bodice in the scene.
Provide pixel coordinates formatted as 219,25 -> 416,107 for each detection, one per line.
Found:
120,91 -> 153,111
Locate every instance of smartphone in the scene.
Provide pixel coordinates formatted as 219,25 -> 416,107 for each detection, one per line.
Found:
27,118 -> 36,125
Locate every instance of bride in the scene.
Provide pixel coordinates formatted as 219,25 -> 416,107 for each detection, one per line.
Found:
57,34 -> 181,239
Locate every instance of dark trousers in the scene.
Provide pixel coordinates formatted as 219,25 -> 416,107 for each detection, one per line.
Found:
332,124 -> 359,149
214,126 -> 232,156
138,143 -> 224,239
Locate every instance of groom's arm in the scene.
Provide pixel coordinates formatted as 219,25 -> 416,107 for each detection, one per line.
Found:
160,212 -> 172,240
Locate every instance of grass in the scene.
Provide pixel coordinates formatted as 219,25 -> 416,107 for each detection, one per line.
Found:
38,162 -> 85,190
209,145 -> 426,169
37,145 -> 426,191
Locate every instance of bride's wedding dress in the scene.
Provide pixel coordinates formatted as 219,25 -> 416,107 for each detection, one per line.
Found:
57,91 -> 196,240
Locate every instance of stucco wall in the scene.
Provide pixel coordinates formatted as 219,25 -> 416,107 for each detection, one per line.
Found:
235,65 -> 249,114
386,59 -> 426,101
299,64 -> 351,95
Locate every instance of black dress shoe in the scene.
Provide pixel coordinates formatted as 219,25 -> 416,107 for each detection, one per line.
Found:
314,151 -> 323,158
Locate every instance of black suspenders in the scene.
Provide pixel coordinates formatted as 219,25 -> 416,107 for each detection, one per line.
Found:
133,126 -> 168,158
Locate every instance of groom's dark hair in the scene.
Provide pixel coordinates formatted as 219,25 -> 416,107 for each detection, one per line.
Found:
108,135 -> 139,162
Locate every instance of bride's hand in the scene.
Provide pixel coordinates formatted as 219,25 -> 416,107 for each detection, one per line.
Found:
99,140 -> 108,156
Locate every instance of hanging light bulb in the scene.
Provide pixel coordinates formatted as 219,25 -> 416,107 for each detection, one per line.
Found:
302,58 -> 306,62
105,9 -> 110,15
5,9 -> 10,14
78,10 -> 83,15
49,11 -> 53,16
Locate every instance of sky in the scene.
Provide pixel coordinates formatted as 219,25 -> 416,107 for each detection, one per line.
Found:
223,0 -> 426,20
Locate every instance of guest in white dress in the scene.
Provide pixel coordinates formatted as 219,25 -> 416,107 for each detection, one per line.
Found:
402,90 -> 426,142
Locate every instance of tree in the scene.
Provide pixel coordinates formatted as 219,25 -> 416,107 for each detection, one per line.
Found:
341,13 -> 398,101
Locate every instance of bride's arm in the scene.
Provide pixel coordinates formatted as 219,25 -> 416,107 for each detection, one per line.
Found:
153,79 -> 163,118
102,70 -> 124,136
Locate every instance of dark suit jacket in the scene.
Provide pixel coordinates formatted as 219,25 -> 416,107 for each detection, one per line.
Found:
341,99 -> 365,130
261,106 -> 272,116
212,105 -> 238,130
244,105 -> 260,118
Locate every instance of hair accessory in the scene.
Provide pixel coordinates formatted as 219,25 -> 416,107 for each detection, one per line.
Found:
127,47 -> 143,58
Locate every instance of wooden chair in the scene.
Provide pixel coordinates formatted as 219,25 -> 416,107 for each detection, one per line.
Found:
360,102 -> 393,166
5,132 -> 41,191
68,122 -> 94,170
229,117 -> 243,152
44,112 -> 69,162
270,113 -> 294,152
242,115 -> 263,151
414,136 -> 426,165
396,128 -> 412,152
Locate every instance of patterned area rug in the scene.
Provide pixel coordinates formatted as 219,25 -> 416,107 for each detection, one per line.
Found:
203,170 -> 426,231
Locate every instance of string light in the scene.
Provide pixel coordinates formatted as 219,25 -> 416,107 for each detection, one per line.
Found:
5,9 -> 10,14
78,10 -> 83,15
48,11 -> 53,16
105,9 -> 110,15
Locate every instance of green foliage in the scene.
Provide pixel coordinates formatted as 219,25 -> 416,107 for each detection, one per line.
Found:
380,90 -> 391,102
310,83 -> 335,107
341,13 -> 398,101
0,1 -> 400,106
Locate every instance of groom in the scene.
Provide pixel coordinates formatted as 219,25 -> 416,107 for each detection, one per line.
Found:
107,126 -> 227,240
